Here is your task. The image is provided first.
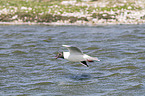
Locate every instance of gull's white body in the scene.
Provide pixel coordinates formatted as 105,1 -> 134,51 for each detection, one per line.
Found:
63,52 -> 84,62
63,52 -> 99,62
61,45 -> 100,67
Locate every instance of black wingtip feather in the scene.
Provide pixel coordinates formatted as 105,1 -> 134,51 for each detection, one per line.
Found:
80,61 -> 89,67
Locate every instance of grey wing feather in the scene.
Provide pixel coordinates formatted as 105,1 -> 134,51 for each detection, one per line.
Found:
62,45 -> 83,55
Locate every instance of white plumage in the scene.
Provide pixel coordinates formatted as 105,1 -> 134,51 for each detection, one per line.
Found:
56,45 -> 100,67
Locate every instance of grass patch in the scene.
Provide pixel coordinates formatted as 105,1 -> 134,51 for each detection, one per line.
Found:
0,0 -> 144,24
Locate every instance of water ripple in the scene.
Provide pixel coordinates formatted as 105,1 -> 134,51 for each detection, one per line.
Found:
0,25 -> 145,95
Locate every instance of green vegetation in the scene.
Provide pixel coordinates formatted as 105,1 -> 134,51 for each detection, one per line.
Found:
0,0 -> 145,24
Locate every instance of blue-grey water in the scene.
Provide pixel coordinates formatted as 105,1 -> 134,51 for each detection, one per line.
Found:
0,25 -> 145,96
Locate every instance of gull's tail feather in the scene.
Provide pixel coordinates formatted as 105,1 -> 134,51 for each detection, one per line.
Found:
83,54 -> 100,61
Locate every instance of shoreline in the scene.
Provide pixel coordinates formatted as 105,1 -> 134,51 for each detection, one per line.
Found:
0,21 -> 145,26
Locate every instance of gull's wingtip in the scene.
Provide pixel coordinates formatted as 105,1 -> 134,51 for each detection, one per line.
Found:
62,45 -> 72,47
62,45 -> 68,47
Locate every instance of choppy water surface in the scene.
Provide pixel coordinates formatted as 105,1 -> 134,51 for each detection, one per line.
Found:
0,25 -> 145,96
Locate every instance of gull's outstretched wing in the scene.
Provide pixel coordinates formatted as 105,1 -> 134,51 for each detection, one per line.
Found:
62,45 -> 83,55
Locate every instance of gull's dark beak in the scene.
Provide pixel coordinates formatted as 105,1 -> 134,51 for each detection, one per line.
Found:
55,52 -> 63,59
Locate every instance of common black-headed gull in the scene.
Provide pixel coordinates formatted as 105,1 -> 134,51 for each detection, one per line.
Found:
56,45 -> 100,67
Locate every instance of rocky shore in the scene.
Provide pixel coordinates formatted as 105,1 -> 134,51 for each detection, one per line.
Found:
0,0 -> 145,25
